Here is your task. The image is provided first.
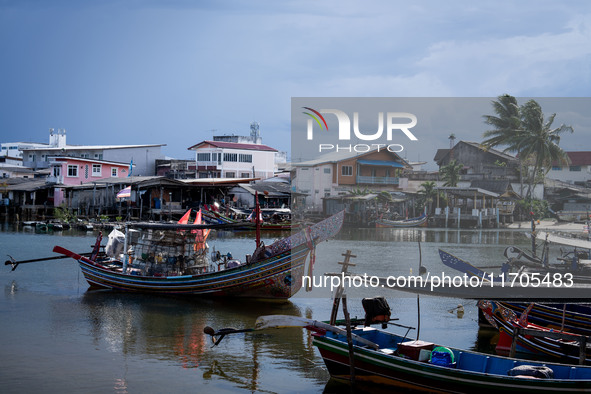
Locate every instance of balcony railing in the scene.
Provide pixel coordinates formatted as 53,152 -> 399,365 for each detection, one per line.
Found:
356,175 -> 399,185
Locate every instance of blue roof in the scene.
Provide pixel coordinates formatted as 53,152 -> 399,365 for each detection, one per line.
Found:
357,159 -> 405,168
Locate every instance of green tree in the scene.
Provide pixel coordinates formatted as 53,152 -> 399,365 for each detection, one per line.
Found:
418,181 -> 437,214
482,95 -> 573,199
517,100 -> 573,198
482,94 -> 525,194
482,94 -> 522,150
440,159 -> 463,187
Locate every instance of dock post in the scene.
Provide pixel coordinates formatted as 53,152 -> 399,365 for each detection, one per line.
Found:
329,250 -> 358,385
496,208 -> 500,228
330,251 -> 356,324
342,295 -> 356,385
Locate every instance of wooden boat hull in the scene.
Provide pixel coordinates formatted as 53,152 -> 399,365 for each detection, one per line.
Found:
313,327 -> 591,392
55,210 -> 344,299
479,300 -> 591,364
495,324 -> 591,364
375,215 -> 427,228
77,243 -> 308,298
498,302 -> 591,336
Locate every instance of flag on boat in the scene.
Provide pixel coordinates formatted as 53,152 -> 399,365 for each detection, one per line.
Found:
247,209 -> 263,223
116,186 -> 131,199
127,158 -> 133,177
178,209 -> 192,224
193,209 -> 210,251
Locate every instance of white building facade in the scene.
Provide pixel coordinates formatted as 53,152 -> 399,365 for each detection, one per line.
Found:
547,152 -> 591,186
188,140 -> 278,180
21,129 -> 165,176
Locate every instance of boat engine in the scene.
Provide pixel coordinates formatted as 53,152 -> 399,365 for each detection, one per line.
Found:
362,296 -> 391,329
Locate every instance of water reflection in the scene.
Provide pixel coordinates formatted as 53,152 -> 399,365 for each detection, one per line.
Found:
337,227 -> 531,246
74,291 -> 328,391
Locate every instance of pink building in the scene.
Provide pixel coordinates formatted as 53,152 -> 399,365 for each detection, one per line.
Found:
49,157 -> 131,206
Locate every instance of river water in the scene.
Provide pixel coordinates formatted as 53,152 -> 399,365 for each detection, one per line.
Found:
0,224 -> 539,393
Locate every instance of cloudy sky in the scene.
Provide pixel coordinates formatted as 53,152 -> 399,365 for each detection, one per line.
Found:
1,1 -> 590,167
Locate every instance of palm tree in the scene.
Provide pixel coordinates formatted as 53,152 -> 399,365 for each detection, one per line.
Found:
440,160 -> 463,187
517,100 -> 573,198
481,95 -> 573,199
481,94 -> 522,150
481,94 -> 525,195
418,181 -> 437,214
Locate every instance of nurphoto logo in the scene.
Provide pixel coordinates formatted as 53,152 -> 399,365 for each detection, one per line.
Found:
302,107 -> 418,153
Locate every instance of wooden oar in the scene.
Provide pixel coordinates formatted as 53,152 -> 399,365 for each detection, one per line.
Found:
204,315 -> 380,349
5,251 -> 93,271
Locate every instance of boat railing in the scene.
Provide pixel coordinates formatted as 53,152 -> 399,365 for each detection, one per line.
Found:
509,326 -> 589,365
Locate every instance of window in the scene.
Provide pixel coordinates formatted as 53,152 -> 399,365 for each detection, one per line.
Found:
225,172 -> 236,178
67,165 -> 78,177
197,153 -> 211,161
111,168 -> 118,177
570,166 -> 582,172
341,165 -> 353,176
324,168 -> 331,174
551,166 -> 562,171
92,164 -> 101,176
241,172 -> 251,178
239,154 -> 252,163
94,153 -> 103,160
53,166 -> 61,177
223,153 -> 238,162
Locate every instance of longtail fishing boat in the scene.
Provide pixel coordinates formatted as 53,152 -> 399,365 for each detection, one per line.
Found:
202,206 -> 297,230
310,324 -> 591,392
495,301 -> 591,337
204,296 -> 591,392
375,214 -> 427,228
51,208 -> 344,299
478,300 -> 591,365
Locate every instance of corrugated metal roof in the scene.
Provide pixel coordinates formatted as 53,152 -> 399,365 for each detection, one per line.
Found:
22,144 -> 166,151
181,177 -> 260,185
1,179 -> 54,192
188,140 -> 277,152
436,186 -> 499,198
566,152 -> 591,166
